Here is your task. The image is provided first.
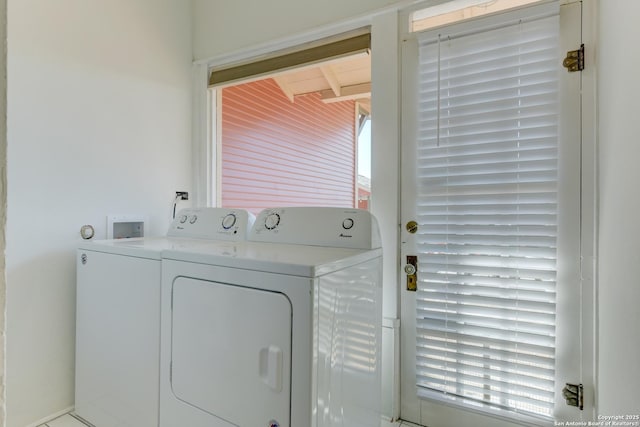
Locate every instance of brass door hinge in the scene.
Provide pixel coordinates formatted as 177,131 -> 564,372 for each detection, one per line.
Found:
563,44 -> 585,72
562,383 -> 584,410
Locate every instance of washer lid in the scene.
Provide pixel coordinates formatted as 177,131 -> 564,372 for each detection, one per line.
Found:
78,208 -> 256,259
161,241 -> 382,277
77,237 -> 209,260
78,237 -> 172,259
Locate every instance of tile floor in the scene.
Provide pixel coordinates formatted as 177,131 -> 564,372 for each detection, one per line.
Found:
40,414 -> 421,427
38,414 -> 90,427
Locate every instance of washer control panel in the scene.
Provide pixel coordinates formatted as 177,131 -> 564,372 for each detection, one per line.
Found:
250,207 -> 381,249
168,208 -> 255,241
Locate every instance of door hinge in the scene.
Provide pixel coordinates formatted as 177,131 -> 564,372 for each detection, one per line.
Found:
563,44 -> 585,72
562,383 -> 584,410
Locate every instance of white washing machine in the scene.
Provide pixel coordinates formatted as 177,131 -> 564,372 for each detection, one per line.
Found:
75,208 -> 254,427
159,207 -> 383,427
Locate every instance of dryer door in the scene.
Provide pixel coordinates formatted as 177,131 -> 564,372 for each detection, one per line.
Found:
171,277 -> 292,427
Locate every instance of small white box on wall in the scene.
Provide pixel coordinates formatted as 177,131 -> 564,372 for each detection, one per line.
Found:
107,214 -> 147,239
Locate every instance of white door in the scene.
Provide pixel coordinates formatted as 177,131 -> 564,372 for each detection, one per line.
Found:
400,1 -> 586,425
171,277 -> 292,427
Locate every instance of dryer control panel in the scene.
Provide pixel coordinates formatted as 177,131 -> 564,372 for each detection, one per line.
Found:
167,208 -> 255,241
250,207 -> 381,249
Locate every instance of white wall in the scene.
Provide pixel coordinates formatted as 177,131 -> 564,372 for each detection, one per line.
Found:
597,0 -> 640,417
192,0 -> 404,61
5,1 -> 193,425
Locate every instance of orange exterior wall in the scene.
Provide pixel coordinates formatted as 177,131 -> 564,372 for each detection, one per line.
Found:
221,78 -> 356,214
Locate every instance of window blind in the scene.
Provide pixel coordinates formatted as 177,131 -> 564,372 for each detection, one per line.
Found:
414,12 -> 559,419
209,32 -> 370,88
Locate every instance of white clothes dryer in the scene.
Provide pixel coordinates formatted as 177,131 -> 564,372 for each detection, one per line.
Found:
159,207 -> 383,427
75,208 -> 254,427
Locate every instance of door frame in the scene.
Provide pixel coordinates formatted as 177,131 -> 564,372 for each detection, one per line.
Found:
396,0 -> 598,424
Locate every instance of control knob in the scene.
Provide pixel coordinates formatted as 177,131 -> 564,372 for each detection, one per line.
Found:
222,213 -> 237,230
264,213 -> 280,230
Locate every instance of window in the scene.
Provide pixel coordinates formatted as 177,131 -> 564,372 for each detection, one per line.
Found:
411,0 -> 541,32
207,32 -> 372,213
357,109 -> 372,210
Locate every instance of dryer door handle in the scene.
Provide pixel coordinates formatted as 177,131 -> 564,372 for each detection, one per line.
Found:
259,345 -> 283,392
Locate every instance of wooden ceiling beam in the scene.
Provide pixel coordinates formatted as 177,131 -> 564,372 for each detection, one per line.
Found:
320,65 -> 341,97
357,99 -> 371,115
320,82 -> 371,103
273,75 -> 295,103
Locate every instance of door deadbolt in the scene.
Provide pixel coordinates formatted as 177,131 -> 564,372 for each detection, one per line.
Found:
406,220 -> 418,234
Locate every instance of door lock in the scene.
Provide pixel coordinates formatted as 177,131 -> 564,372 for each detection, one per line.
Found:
405,255 -> 418,292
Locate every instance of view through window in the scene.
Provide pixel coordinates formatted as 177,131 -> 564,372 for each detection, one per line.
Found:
214,49 -> 372,214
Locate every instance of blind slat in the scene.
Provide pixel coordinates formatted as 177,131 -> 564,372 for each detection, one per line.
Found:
417,329 -> 555,357
417,358 -> 554,389
416,342 -> 555,375
416,369 -> 554,403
